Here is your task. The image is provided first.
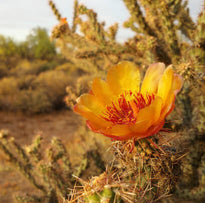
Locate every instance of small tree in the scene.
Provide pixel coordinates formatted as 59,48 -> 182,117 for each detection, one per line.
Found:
0,35 -> 18,58
26,27 -> 56,60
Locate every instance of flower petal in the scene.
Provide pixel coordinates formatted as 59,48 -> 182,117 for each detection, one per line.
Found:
74,94 -> 114,131
131,96 -> 163,133
101,120 -> 165,141
75,105 -> 111,130
141,63 -> 165,94
101,124 -> 131,136
107,61 -> 140,95
75,93 -> 104,114
87,120 -> 133,140
159,74 -> 183,119
157,66 -> 174,103
141,121 -> 165,139
171,74 -> 183,95
92,77 -> 114,105
102,131 -> 135,140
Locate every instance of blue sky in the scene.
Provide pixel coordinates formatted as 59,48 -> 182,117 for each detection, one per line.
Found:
0,0 -> 203,42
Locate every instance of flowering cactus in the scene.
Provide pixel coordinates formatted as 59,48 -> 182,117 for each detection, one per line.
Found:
74,61 -> 183,140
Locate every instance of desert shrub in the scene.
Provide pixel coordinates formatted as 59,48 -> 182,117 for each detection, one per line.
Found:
15,88 -> 52,113
0,77 -> 53,113
10,60 -> 48,77
10,59 -> 63,77
0,71 -> 70,113
0,77 -> 19,110
55,62 -> 76,73
0,64 -> 8,78
35,60 -> 60,74
0,62 -> 74,113
0,77 -> 18,96
17,75 -> 36,90
55,62 -> 88,82
33,70 -> 71,109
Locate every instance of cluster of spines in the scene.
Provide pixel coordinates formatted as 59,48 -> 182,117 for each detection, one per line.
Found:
68,137 -> 182,202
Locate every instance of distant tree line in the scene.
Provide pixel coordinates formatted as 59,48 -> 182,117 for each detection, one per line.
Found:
0,27 -> 56,60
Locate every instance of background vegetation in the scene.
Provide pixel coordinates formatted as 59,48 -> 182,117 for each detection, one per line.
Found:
0,28 -> 82,113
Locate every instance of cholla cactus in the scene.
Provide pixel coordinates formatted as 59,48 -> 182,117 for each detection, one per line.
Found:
49,0 -> 204,110
0,129 -> 109,203
50,0 -> 199,67
0,1 -> 204,202
71,60 -> 183,202
69,136 -> 183,202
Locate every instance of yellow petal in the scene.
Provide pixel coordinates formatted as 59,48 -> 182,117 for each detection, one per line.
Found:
139,96 -> 163,123
141,63 -> 165,95
101,124 -> 131,137
159,73 -> 183,120
157,93 -> 175,124
131,96 -> 163,133
140,120 -> 165,139
76,93 -> 104,114
130,119 -> 152,134
92,77 -> 114,105
157,66 -> 174,102
74,104 -> 111,129
171,74 -> 183,95
107,61 -> 140,95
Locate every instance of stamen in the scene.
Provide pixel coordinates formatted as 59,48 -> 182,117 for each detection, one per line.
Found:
102,91 -> 155,125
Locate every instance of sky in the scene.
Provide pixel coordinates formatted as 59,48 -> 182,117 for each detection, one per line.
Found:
0,0 -> 204,42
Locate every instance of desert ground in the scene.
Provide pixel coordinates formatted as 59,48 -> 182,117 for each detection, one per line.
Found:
0,110 -> 80,203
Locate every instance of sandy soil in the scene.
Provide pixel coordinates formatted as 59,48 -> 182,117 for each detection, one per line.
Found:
0,110 -> 80,203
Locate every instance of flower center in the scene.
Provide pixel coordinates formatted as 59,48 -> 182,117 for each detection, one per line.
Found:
102,91 -> 155,125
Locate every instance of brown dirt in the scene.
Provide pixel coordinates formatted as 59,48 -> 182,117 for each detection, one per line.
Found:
0,110 -> 80,203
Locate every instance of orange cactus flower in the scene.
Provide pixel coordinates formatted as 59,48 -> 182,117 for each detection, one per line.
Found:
74,61 -> 183,140
60,17 -> 68,24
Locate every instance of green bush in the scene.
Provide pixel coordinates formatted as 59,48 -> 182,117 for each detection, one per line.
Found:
26,27 -> 56,60
0,35 -> 18,58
